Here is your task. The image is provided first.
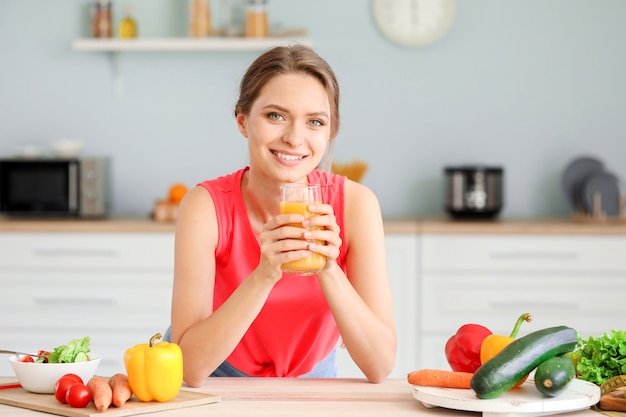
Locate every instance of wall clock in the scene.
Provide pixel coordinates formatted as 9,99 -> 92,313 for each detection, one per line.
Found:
371,0 -> 457,48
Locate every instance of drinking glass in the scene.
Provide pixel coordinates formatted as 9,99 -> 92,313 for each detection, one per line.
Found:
280,183 -> 326,275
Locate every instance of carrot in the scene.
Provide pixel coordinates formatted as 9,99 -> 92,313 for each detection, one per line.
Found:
87,376 -> 113,412
407,369 -> 474,389
108,373 -> 133,407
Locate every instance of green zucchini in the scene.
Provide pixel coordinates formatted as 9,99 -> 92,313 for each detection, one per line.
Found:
533,354 -> 576,397
470,326 -> 578,399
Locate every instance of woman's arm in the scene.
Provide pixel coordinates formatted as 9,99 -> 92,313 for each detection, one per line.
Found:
316,180 -> 397,383
169,186 -> 277,387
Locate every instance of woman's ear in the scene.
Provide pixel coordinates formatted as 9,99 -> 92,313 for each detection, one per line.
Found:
236,111 -> 248,138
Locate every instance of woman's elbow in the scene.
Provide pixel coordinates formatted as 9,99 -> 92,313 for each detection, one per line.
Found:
183,372 -> 207,388
364,367 -> 392,384
183,361 -> 212,388
363,357 -> 395,383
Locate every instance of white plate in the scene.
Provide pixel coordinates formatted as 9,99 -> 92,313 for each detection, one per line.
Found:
413,378 -> 600,417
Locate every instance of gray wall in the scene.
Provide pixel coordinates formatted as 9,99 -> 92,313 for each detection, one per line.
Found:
1,0 -> 624,218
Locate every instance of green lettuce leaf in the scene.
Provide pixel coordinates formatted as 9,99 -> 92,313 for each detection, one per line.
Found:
573,330 -> 626,385
46,336 -> 91,363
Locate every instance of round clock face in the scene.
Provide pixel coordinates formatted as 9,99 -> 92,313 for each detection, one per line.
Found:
371,0 -> 457,48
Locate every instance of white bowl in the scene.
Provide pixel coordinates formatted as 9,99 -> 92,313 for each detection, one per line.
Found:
51,140 -> 84,158
14,145 -> 44,158
8,354 -> 101,393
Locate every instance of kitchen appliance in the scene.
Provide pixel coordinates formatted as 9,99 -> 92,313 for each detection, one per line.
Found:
0,157 -> 110,218
444,165 -> 503,219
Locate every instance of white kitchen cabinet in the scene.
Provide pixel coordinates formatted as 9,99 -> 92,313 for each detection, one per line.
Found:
0,232 -> 174,377
419,234 -> 626,370
335,234 -> 420,378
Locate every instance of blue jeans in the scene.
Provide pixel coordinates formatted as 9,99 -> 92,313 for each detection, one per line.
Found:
163,326 -> 337,378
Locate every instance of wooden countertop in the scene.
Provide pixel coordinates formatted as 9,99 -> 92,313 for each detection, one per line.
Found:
1,216 -> 626,235
0,216 -> 177,233
0,377 -> 602,417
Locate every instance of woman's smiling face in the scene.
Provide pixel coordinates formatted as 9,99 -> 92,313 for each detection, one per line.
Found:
237,72 -> 332,184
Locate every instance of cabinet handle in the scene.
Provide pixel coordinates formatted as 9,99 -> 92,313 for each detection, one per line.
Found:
32,248 -> 118,258
490,301 -> 578,310
34,297 -> 115,306
489,250 -> 579,260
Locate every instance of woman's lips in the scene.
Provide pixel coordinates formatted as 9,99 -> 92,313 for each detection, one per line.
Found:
272,150 -> 306,161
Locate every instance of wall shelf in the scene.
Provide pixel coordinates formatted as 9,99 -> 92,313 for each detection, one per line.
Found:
72,37 -> 313,52
72,36 -> 313,96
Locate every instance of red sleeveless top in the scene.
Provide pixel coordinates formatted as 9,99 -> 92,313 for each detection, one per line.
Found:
198,168 -> 347,377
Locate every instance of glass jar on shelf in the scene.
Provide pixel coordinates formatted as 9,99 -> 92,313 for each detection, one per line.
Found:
189,0 -> 212,37
91,0 -> 112,38
245,0 -> 268,38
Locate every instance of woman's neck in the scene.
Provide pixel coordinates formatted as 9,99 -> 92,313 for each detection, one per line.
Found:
241,170 -> 281,233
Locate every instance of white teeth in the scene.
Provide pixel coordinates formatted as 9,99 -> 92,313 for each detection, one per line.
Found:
273,151 -> 304,161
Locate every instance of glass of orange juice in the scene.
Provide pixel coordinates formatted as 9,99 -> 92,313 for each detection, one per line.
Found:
280,183 -> 326,275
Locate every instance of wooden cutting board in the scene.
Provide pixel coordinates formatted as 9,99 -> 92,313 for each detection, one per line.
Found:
0,385 -> 219,417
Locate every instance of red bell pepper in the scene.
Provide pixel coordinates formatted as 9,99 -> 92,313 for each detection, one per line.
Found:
444,323 -> 492,373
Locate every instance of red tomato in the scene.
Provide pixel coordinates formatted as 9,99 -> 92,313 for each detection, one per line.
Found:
53,374 -> 84,404
18,355 -> 34,362
37,350 -> 51,363
61,373 -> 83,384
66,383 -> 92,408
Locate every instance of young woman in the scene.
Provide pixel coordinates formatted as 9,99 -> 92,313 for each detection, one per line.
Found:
168,45 -> 396,387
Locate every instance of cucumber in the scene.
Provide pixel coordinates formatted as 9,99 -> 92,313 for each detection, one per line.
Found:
534,355 -> 576,397
470,326 -> 578,399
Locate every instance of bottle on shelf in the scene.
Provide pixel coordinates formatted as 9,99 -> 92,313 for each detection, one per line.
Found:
118,5 -> 138,39
189,0 -> 212,38
245,0 -> 268,38
91,0 -> 112,38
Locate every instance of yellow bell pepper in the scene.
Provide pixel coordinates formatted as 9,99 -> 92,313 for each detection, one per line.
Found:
124,333 -> 183,402
480,313 -> 532,387
480,313 -> 533,364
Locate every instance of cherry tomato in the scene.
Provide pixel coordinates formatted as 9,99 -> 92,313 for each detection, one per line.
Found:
37,350 -> 51,363
66,383 -> 92,408
18,355 -> 34,362
54,374 -> 84,404
61,373 -> 83,384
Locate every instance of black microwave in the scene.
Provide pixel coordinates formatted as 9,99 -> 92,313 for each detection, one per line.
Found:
0,157 -> 111,218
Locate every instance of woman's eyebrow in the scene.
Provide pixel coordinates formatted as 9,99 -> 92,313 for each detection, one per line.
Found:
263,104 -> 328,118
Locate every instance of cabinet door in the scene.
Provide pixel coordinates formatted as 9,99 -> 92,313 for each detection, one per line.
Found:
0,232 -> 174,377
419,234 -> 626,370
335,234 -> 419,378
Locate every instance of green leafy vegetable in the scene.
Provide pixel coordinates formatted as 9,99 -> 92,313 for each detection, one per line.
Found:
46,336 -> 91,364
569,330 -> 626,385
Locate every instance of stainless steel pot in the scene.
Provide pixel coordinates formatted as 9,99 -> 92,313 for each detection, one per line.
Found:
444,166 -> 503,219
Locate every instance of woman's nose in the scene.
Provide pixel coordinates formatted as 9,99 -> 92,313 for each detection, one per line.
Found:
281,124 -> 305,147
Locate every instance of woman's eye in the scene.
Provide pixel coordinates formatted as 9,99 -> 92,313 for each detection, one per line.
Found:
310,119 -> 324,127
268,113 -> 284,121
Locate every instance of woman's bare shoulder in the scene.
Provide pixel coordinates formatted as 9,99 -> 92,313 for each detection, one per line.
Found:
176,185 -> 218,244
343,179 -> 381,212
342,179 -> 384,235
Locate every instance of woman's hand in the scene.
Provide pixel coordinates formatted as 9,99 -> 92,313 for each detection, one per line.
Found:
257,212 -> 307,282
302,203 -> 342,270
257,203 -> 341,278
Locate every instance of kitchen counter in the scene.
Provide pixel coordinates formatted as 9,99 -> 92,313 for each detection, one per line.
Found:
0,216 -> 176,233
2,216 -> 626,235
0,377 -> 601,417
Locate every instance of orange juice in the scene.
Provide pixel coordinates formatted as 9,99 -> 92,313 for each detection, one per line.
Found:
280,200 -> 326,274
